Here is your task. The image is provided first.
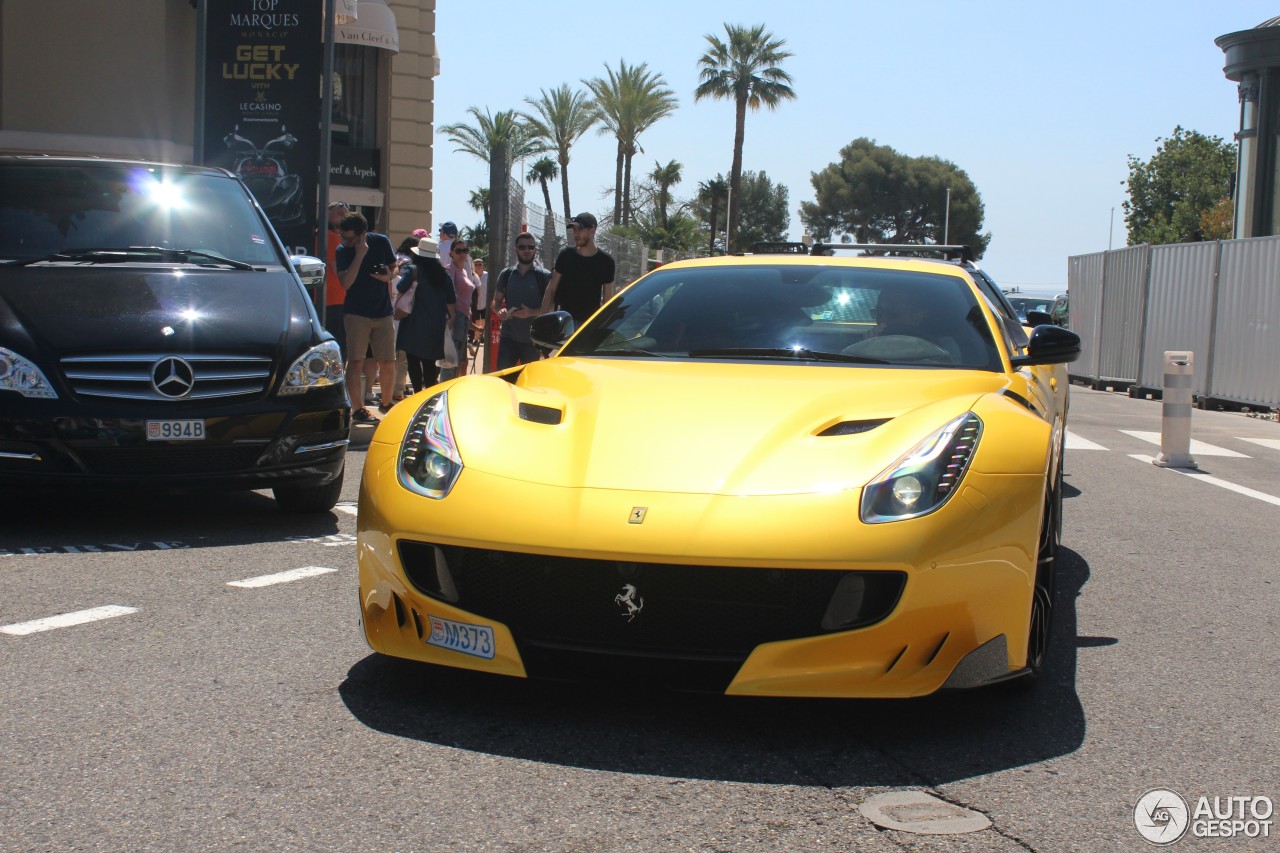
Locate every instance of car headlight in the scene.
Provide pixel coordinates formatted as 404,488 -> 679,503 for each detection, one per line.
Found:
860,413 -> 982,523
0,347 -> 58,399
399,392 -> 463,499
278,340 -> 344,395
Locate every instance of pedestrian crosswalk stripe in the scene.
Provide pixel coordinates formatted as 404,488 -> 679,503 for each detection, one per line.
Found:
1239,437 -> 1280,452
1,605 -> 138,636
1119,430 -> 1250,457
227,566 -> 337,588
1129,454 -> 1280,506
1065,430 -> 1108,450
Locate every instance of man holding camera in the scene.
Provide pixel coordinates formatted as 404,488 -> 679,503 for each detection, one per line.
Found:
335,212 -> 397,423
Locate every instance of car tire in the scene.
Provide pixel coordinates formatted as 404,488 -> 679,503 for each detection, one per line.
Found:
273,468 -> 344,513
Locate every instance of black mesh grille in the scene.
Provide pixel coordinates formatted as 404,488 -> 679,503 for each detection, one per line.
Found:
398,542 -> 905,662
74,444 -> 265,475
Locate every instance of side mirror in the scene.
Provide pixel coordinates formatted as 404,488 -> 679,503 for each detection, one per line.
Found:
530,311 -> 575,350
1025,310 -> 1054,327
291,254 -> 325,291
1010,324 -> 1081,367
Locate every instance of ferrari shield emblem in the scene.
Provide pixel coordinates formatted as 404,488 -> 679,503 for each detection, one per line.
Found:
628,507 -> 648,524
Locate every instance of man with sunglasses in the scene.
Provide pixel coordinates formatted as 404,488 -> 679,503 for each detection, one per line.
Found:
441,239 -> 481,378
539,212 -> 615,328
491,233 -> 551,369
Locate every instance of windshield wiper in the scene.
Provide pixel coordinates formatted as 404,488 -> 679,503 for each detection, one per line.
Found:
589,346 -> 674,358
13,246 -> 255,270
686,347 -> 889,365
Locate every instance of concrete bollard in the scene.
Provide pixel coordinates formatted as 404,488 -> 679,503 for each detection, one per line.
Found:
1153,351 -> 1198,469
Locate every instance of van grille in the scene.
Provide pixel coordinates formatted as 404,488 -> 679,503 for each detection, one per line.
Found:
60,353 -> 273,401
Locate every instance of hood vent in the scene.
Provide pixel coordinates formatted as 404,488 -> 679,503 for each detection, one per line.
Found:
818,418 -> 889,437
519,402 -> 563,425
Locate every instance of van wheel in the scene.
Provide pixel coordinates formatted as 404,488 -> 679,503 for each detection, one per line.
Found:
274,469 -> 344,513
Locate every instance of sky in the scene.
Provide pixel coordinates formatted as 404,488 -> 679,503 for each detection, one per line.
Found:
429,1 -> 1271,293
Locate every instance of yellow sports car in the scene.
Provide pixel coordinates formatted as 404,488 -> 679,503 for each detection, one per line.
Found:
356,246 -> 1080,698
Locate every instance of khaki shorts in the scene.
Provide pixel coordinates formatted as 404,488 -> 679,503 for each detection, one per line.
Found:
344,314 -> 396,362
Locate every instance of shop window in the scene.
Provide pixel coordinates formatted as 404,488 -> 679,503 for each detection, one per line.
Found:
331,44 -> 379,149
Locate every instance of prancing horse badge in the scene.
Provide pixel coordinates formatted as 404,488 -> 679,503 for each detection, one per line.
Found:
628,507 -> 648,524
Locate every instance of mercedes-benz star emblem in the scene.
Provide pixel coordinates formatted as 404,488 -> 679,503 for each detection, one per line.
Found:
151,356 -> 195,399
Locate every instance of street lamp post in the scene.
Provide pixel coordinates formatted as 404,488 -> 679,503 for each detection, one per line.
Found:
944,187 -> 951,244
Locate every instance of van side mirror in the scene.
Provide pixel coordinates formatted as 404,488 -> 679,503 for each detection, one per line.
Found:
291,255 -> 325,291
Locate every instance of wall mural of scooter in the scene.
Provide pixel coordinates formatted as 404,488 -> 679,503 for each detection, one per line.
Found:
223,125 -> 305,228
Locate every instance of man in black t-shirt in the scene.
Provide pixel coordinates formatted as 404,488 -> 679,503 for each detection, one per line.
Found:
539,212 -> 616,328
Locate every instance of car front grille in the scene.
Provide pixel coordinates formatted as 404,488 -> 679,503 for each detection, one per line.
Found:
397,542 -> 906,662
74,444 -> 266,475
61,353 -> 274,402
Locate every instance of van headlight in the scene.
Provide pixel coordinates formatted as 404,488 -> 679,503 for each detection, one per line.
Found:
0,347 -> 58,399
278,341 -> 344,395
860,413 -> 982,523
399,392 -> 463,499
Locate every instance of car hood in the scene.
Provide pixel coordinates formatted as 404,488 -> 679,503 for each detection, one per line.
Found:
0,265 -> 306,354
444,357 -> 1014,496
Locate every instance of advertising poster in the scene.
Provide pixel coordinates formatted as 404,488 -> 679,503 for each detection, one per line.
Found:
201,0 -> 321,256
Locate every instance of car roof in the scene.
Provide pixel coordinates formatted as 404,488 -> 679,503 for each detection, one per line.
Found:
0,154 -> 232,179
650,252 -> 979,283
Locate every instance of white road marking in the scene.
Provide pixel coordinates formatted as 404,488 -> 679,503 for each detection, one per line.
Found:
334,502 -> 358,516
1065,430 -> 1108,450
1129,454 -> 1280,507
1239,437 -> 1280,452
227,565 -> 337,589
1,605 -> 138,636
1119,430 -> 1250,457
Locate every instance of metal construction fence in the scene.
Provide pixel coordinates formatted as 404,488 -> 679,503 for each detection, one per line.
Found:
1068,236 -> 1280,408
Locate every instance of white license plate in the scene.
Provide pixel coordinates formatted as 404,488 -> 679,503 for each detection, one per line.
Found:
427,616 -> 495,660
146,419 -> 206,441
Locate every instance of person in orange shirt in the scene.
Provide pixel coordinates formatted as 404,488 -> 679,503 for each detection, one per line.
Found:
323,201 -> 351,359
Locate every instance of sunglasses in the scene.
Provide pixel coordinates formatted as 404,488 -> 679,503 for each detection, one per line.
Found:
453,246 -> 469,254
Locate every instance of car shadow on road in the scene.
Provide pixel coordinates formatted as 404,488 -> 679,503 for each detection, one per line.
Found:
0,487 -> 345,552
338,547 -> 1097,787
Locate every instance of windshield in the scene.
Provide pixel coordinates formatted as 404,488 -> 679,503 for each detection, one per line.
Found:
1006,295 -> 1057,320
562,264 -> 1002,370
0,164 -> 285,266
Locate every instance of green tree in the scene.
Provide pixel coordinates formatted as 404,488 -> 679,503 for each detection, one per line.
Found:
695,176 -> 729,254
585,61 -> 678,226
463,187 -> 490,260
525,157 -> 559,217
648,160 -> 683,231
521,85 -> 599,222
733,170 -> 790,248
439,107 -> 546,177
612,210 -> 703,254
693,23 -> 796,253
1122,126 -> 1236,245
800,138 -> 991,256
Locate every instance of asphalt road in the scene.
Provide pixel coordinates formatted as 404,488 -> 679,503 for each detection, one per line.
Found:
1,386 -> 1277,852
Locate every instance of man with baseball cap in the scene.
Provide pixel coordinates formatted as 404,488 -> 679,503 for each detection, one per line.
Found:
539,212 -> 615,327
437,221 -> 458,263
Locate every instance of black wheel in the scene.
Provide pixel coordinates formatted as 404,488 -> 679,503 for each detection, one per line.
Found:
1025,443 -> 1063,678
273,468 -> 344,513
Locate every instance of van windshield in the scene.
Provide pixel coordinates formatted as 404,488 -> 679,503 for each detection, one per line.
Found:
0,164 -> 285,266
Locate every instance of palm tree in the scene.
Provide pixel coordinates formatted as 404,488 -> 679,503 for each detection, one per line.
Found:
694,24 -> 796,252
468,186 -> 491,226
525,157 -> 559,218
439,106 -> 546,175
697,176 -> 729,255
585,61 -> 678,226
521,85 -> 599,222
649,160 -> 683,231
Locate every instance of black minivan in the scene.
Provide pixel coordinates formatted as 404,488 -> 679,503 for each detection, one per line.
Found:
0,156 -> 350,511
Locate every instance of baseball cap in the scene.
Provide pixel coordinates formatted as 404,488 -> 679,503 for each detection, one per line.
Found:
439,221 -> 459,238
568,212 -> 597,230
411,228 -> 429,239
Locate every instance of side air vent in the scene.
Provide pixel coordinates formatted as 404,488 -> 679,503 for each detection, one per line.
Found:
519,403 -> 563,425
817,418 -> 889,436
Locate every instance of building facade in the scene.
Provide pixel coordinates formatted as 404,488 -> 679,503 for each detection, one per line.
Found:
0,0 -> 437,251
